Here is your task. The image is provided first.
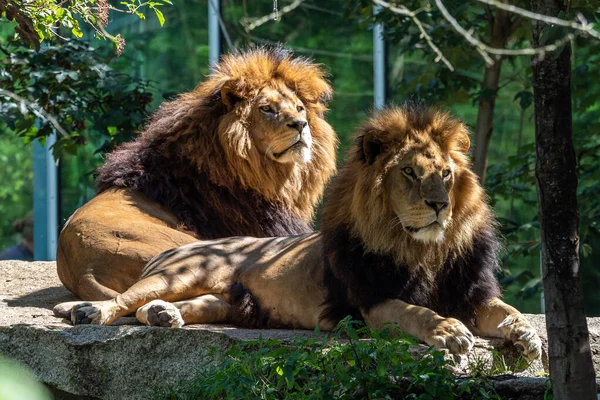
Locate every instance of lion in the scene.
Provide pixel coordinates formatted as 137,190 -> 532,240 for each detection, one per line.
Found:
54,47 -> 338,312
57,105 -> 542,360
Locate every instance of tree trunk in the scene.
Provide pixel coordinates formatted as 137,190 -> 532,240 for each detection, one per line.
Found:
531,1 -> 596,399
472,8 -> 511,183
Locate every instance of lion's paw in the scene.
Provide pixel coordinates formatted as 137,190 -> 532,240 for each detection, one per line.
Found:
427,317 -> 475,355
498,314 -> 542,361
136,300 -> 184,328
71,302 -> 112,325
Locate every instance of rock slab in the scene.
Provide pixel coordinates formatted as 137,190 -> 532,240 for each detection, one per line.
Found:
1,260 -> 599,399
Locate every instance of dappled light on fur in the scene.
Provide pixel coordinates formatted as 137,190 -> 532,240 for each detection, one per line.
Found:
55,105 -> 541,362
55,47 -> 338,301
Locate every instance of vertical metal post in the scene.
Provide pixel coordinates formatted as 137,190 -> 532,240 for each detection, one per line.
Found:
208,0 -> 221,67
373,5 -> 386,110
33,134 -> 58,261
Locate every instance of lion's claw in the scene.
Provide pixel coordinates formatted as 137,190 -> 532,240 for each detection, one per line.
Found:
497,315 -> 514,328
428,317 -> 474,355
498,314 -> 542,361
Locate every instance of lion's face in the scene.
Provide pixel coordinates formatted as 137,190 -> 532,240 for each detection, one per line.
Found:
248,84 -> 312,164
384,140 -> 456,243
350,106 -> 471,246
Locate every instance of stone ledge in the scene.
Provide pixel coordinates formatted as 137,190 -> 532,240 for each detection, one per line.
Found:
1,260 -> 599,399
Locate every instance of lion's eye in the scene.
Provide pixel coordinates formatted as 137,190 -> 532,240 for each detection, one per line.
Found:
403,167 -> 414,176
297,105 -> 305,112
260,105 -> 273,113
442,169 -> 451,178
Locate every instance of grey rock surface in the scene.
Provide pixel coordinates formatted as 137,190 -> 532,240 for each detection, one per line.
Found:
1,260 -> 599,399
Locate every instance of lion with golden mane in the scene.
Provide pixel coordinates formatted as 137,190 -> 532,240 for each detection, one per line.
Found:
58,105 -> 541,360
54,47 -> 337,312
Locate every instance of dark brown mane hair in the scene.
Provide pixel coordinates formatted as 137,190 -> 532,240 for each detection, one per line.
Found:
320,104 -> 501,326
95,47 -> 337,238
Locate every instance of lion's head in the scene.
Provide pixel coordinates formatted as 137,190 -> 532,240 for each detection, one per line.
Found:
240,83 -> 312,164
322,104 -> 492,269
121,47 -> 338,224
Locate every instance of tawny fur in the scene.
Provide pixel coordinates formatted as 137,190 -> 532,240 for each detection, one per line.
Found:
321,105 -> 491,273
56,105 -> 542,361
56,47 -> 338,301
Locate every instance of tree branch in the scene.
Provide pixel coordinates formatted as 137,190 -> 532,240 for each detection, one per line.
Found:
0,88 -> 69,138
476,0 -> 600,40
434,0 -> 575,65
433,0 -> 496,65
372,0 -> 455,71
241,0 -> 304,31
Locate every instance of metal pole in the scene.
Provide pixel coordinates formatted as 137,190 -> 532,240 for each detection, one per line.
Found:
373,5 -> 386,110
208,0 -> 221,67
33,133 -> 58,261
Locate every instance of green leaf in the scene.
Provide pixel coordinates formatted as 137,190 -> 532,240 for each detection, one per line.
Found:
581,243 -> 593,258
107,126 -> 118,136
514,90 -> 533,110
153,7 -> 165,26
71,26 -> 83,38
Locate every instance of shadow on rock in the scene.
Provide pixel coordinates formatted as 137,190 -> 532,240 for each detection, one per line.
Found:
5,286 -> 76,310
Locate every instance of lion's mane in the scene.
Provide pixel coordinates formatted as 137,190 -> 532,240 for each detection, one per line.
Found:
95,47 -> 337,238
320,105 -> 501,326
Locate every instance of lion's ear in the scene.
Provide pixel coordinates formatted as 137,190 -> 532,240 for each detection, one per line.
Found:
220,84 -> 243,112
454,129 -> 470,154
360,134 -> 384,165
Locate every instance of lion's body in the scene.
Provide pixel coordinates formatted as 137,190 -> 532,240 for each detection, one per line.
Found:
57,105 -> 541,360
134,234 -> 329,330
56,48 -> 337,301
57,189 -> 201,299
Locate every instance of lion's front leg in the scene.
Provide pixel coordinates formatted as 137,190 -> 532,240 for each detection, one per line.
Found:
64,270 -> 210,326
136,294 -> 230,327
471,297 -> 542,361
362,299 -> 475,355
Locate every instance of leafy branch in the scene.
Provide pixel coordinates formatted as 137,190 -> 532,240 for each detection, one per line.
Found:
371,0 -> 600,68
0,39 -> 154,158
0,88 -> 69,138
0,0 -> 172,55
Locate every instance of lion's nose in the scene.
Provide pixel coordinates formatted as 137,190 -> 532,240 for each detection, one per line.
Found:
425,200 -> 448,214
287,119 -> 307,133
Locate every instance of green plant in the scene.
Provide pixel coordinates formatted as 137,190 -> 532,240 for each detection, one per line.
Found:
0,0 -> 171,54
0,38 -> 154,158
167,318 -> 503,400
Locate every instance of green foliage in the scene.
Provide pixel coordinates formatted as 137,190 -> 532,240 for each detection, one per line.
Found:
166,318 -> 502,400
0,39 -> 154,158
0,0 -> 171,54
483,38 -> 600,309
107,1 -> 211,98
0,128 -> 32,250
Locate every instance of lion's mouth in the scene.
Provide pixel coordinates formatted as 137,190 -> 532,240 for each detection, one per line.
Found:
404,221 -> 441,233
273,139 -> 306,158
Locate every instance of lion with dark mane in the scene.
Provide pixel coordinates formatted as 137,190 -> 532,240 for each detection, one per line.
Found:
54,47 -> 337,310
58,105 -> 541,360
